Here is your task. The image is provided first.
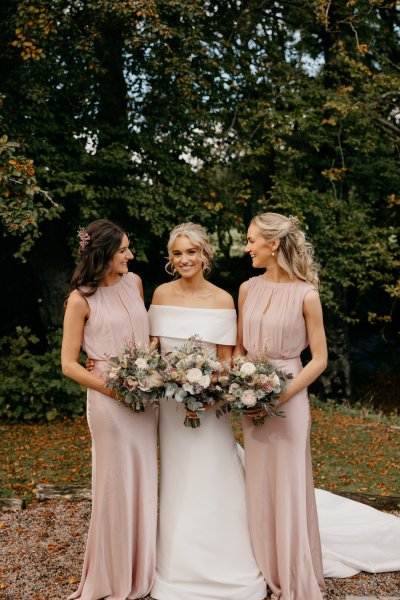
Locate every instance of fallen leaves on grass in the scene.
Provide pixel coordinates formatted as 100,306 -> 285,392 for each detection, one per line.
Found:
0,417 -> 91,503
1,405 -> 399,502
231,402 -> 399,496
310,405 -> 400,495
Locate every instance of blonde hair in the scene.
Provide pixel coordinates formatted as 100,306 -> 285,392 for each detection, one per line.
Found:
252,212 -> 319,287
166,222 -> 213,276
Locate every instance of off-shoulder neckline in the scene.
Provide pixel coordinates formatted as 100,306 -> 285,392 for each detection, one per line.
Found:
149,304 -> 236,312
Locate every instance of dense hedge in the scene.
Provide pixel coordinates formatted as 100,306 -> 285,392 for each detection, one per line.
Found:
0,326 -> 86,422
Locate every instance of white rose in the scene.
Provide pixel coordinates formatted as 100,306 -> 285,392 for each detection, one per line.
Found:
229,383 -> 240,394
267,372 -> 280,388
186,367 -> 203,383
108,368 -> 119,380
208,359 -> 222,371
135,358 -> 148,370
241,389 -> 257,407
240,362 -> 257,376
197,374 -> 211,389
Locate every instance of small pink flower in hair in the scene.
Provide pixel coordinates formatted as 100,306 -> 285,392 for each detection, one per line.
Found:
77,226 -> 90,250
288,215 -> 300,228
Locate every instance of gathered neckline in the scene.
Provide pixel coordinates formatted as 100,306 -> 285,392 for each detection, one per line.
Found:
258,276 -> 305,286
98,274 -> 127,289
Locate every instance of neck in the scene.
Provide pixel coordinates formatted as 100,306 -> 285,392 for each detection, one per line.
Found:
176,272 -> 207,292
261,263 -> 292,283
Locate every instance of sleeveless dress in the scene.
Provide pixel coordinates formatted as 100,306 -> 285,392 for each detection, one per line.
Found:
68,273 -> 158,600
243,277 -> 326,600
242,276 -> 400,598
148,304 -> 267,600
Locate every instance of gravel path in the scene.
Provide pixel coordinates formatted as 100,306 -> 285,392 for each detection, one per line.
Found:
0,500 -> 399,599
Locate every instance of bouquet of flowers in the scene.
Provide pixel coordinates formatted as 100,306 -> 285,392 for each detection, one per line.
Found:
221,354 -> 292,425
105,340 -> 165,413
162,335 -> 230,428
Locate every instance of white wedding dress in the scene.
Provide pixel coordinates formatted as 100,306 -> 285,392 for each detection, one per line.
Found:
149,304 -> 400,598
148,305 -> 267,600
316,488 -> 400,577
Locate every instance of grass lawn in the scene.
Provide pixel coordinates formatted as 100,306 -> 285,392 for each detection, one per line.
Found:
1,398 -> 399,504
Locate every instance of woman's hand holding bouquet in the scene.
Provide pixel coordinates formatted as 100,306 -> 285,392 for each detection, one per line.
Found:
162,335 -> 229,428
221,354 -> 291,425
105,339 -> 165,413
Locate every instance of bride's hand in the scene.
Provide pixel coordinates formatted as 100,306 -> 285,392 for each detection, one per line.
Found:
244,407 -> 268,419
185,409 -> 200,419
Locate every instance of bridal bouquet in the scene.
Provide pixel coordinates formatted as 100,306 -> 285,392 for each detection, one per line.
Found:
221,355 -> 291,425
105,340 -> 165,413
162,335 -> 229,428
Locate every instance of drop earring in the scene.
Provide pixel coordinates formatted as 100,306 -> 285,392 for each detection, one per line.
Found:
272,251 -> 275,256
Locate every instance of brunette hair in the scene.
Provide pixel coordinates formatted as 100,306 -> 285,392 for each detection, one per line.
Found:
68,219 -> 127,297
251,212 -> 319,287
165,222 -> 213,276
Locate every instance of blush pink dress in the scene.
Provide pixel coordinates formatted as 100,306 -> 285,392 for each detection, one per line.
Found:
68,272 -> 158,600
242,276 -> 325,600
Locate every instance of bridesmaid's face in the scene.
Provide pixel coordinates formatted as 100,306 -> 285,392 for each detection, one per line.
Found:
245,224 -> 275,269
170,236 -> 203,279
109,234 -> 134,275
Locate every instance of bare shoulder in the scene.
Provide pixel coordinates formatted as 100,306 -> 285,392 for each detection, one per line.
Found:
130,272 -> 142,287
130,272 -> 144,298
151,281 -> 176,305
65,290 -> 90,316
237,280 -> 249,304
209,283 -> 235,309
239,280 -> 249,294
303,288 -> 322,314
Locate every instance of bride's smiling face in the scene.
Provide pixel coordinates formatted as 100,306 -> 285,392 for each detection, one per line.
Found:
170,235 -> 203,279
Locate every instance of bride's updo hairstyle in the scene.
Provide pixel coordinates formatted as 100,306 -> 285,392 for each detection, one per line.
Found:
166,222 -> 213,276
252,212 -> 319,287
68,219 -> 127,297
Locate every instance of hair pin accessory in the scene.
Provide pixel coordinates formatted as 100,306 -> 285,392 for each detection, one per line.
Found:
77,226 -> 90,250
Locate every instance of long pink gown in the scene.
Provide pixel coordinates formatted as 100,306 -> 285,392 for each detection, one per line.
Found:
242,276 -> 325,600
68,272 -> 158,600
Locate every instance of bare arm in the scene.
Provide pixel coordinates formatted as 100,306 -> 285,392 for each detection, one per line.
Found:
279,289 -> 328,404
233,281 -> 248,357
61,292 -> 115,397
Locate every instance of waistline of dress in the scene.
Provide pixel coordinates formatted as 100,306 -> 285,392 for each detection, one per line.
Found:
91,358 -> 108,376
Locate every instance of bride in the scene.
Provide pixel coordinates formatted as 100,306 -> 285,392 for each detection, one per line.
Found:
148,222 -> 266,600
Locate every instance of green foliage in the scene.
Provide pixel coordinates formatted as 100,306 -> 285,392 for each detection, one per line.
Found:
0,0 -> 398,407
0,326 -> 86,423
0,134 -> 62,259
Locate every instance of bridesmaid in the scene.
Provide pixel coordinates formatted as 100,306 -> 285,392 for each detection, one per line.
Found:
61,219 -> 158,600
235,212 -> 327,600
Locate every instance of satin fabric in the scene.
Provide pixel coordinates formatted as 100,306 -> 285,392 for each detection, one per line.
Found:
243,276 -> 400,599
243,277 -> 326,600
148,305 -> 266,600
69,273 -> 158,600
